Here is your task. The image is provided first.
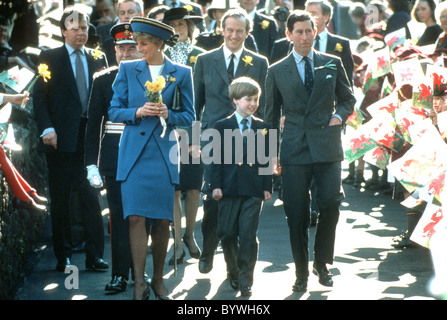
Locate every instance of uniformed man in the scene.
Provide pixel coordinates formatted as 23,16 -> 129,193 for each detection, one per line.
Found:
84,22 -> 141,293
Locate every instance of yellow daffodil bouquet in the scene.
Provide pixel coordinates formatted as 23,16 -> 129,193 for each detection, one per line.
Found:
144,75 -> 167,137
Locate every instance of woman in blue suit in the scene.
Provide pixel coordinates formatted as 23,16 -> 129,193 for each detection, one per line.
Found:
109,17 -> 195,300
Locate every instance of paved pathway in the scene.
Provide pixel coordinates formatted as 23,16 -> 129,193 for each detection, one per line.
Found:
14,164 -> 436,301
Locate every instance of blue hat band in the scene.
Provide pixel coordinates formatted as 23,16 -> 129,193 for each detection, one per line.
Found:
131,21 -> 173,41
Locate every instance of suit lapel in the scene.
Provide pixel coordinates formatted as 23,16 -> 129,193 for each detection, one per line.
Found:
160,58 -> 176,95
214,47 -> 231,86
60,46 -> 82,103
235,49 -> 250,78
284,53 -> 309,100
310,51 -> 326,98
135,60 -> 151,92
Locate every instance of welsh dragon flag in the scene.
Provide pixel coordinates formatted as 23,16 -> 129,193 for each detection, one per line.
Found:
387,127 -> 447,193
410,202 -> 446,248
343,123 -> 377,163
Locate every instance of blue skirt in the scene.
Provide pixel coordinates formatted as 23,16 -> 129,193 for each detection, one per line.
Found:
121,136 -> 175,221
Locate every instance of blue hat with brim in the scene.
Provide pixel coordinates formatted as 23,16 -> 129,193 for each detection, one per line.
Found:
130,16 -> 174,41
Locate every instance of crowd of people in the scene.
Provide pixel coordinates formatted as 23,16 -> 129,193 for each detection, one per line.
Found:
1,0 -> 446,300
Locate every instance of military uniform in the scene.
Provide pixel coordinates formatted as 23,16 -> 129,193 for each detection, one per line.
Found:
84,23 -> 133,292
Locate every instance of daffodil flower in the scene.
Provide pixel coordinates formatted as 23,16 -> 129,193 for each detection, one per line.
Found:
144,76 -> 167,137
38,63 -> 51,82
334,43 -> 343,52
242,55 -> 253,66
261,20 -> 270,29
91,47 -> 104,60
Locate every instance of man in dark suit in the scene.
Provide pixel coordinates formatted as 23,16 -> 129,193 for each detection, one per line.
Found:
265,10 -> 355,292
305,0 -> 354,225
305,0 -> 354,85
85,23 -> 141,293
194,8 -> 268,275
210,77 -> 272,297
33,7 -> 109,272
239,0 -> 279,61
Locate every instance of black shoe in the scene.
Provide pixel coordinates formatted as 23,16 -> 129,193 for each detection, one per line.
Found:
183,236 -> 201,259
198,254 -> 213,274
151,283 -> 171,300
86,257 -> 109,271
105,275 -> 127,292
353,175 -> 365,187
342,175 -> 355,185
168,250 -> 186,266
240,286 -> 252,297
292,278 -> 307,292
227,272 -> 240,290
312,262 -> 333,287
56,258 -> 71,272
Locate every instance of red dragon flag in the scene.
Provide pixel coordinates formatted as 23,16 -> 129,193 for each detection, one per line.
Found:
343,121 -> 377,163
412,76 -> 433,110
387,126 -> 447,193
363,146 -> 391,170
366,91 -> 399,118
427,64 -> 447,97
410,202 -> 446,248
370,47 -> 391,79
394,108 -> 428,143
384,27 -> 406,52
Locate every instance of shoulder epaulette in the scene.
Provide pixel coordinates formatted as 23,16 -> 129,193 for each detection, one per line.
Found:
93,66 -> 119,80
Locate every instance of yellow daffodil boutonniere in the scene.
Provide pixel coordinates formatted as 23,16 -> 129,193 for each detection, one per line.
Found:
144,76 -> 167,137
184,4 -> 193,12
261,20 -> 270,29
334,43 -> 343,52
91,47 -> 104,60
189,56 -> 197,64
242,55 -> 253,67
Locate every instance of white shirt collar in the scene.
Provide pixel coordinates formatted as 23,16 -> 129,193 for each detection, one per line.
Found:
317,29 -> 328,41
223,44 -> 244,60
292,48 -> 314,63
65,43 -> 85,55
235,111 -> 252,126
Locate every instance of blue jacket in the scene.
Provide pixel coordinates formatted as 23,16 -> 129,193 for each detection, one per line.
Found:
109,58 -> 195,183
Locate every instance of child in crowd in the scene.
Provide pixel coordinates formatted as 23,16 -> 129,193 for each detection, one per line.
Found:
210,76 -> 272,297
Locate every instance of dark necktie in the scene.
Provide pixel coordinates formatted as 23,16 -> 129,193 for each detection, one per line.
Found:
241,118 -> 249,133
314,34 -> 320,51
227,53 -> 235,82
75,50 -> 88,115
241,118 -> 249,150
171,0 -> 177,8
302,56 -> 314,96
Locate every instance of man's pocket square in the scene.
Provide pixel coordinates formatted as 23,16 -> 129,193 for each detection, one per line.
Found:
326,75 -> 333,79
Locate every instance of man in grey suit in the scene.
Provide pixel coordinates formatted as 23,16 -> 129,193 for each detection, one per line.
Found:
194,8 -> 268,276
265,10 -> 355,292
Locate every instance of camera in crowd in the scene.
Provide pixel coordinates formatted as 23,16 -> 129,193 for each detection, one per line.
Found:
272,6 -> 290,22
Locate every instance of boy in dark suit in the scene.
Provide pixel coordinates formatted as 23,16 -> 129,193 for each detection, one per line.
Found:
210,76 -> 273,297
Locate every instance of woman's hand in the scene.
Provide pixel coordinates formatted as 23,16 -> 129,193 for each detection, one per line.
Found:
138,102 -> 169,120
